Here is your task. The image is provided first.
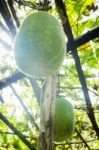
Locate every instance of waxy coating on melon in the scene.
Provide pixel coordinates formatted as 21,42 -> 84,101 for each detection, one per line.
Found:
14,11 -> 66,77
53,98 -> 75,142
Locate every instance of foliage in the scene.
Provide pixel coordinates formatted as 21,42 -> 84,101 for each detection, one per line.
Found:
0,0 -> 99,149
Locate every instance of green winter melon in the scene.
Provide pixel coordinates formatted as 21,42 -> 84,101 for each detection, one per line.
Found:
53,98 -> 75,142
14,11 -> 66,77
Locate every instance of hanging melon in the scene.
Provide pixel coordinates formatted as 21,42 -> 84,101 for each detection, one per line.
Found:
53,98 -> 75,142
14,12 -> 66,77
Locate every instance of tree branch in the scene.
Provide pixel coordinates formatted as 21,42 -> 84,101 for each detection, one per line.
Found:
7,0 -> 20,27
0,131 -> 30,138
9,85 -> 39,131
15,0 -> 52,11
0,112 -> 36,150
29,78 -> 41,105
0,21 -> 10,35
67,26 -> 99,51
75,128 -> 91,150
0,71 -> 25,90
0,0 -> 16,37
55,0 -> 99,139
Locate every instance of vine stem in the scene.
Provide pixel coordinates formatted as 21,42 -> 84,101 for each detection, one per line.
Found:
38,75 -> 57,150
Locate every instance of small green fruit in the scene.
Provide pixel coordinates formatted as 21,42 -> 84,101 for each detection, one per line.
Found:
53,98 -> 75,142
14,12 -> 65,77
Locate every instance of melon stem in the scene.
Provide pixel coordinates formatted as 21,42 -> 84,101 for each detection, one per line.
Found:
39,74 -> 57,150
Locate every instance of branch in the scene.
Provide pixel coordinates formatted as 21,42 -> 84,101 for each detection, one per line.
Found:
29,78 -> 41,105
69,138 -> 98,144
67,26 -> 99,51
0,0 -> 16,37
15,0 -> 52,11
75,128 -> 91,150
54,138 -> 98,145
55,0 -> 99,139
0,21 -> 10,35
0,131 -> 30,138
0,71 -> 41,105
88,88 -> 99,97
9,85 -> 39,131
7,0 -> 20,27
0,71 -> 25,90
0,112 -> 36,150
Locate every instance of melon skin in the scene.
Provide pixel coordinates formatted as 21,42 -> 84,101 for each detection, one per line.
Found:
14,12 -> 66,78
53,98 -> 75,142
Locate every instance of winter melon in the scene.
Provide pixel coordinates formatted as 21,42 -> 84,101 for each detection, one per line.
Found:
53,98 -> 75,142
14,11 -> 66,77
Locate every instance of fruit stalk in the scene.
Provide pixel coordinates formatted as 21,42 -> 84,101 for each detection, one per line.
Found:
39,75 -> 57,150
